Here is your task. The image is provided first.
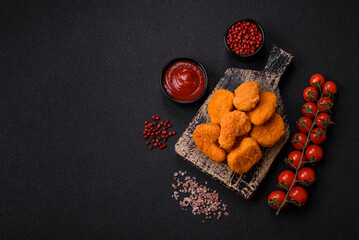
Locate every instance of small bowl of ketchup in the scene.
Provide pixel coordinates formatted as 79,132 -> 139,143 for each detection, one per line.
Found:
160,57 -> 208,104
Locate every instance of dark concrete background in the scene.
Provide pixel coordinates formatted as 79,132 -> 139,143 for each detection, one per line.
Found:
0,1 -> 358,239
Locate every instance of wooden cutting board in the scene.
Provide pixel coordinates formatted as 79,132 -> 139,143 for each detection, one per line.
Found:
175,45 -> 294,199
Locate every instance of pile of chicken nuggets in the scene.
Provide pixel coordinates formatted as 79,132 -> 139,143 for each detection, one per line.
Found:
193,81 -> 285,175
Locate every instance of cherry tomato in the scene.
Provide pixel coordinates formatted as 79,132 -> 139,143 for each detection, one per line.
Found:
289,186 -> 308,206
305,144 -> 323,163
303,86 -> 319,102
302,102 -> 318,118
315,113 -> 332,128
310,127 -> 327,144
296,116 -> 313,134
287,150 -> 307,169
278,170 -> 296,189
268,190 -> 287,209
291,133 -> 308,150
323,81 -> 337,96
298,167 -> 316,186
310,73 -> 325,88
318,97 -> 333,112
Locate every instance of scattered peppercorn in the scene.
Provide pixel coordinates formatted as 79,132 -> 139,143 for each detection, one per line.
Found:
143,115 -> 176,150
226,20 -> 263,56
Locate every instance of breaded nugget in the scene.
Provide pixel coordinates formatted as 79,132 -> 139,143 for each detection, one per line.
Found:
224,134 -> 248,153
193,123 -> 226,163
218,110 -> 251,150
247,92 -> 277,125
207,89 -> 234,124
227,137 -> 262,175
250,113 -> 285,147
233,81 -> 260,111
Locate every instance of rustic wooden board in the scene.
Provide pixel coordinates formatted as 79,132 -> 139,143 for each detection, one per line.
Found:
175,45 -> 294,199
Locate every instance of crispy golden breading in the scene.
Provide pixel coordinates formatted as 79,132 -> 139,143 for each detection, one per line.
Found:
233,81 -> 260,111
207,89 -> 234,124
193,123 -> 226,162
224,134 -> 248,153
218,110 -> 251,150
247,92 -> 277,125
250,113 -> 285,147
227,137 -> 262,175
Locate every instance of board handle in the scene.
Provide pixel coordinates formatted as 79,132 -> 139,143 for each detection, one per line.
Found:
263,45 -> 294,88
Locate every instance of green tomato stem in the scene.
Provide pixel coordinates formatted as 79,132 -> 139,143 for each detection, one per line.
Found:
276,84 -> 328,215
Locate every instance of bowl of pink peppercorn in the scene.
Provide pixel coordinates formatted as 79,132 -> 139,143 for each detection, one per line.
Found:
224,19 -> 265,58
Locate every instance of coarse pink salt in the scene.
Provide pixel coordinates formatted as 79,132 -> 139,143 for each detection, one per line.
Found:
171,171 -> 229,220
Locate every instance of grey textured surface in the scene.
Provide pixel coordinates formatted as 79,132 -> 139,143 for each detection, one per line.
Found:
1,1 -> 359,239
175,46 -> 293,199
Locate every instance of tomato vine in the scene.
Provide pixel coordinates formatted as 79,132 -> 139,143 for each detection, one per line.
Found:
268,74 -> 337,214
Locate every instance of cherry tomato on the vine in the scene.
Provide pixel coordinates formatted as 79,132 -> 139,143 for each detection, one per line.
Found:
292,133 -> 308,150
315,113 -> 332,128
318,97 -> 333,112
289,186 -> 308,206
305,144 -> 323,163
287,150 -> 307,169
310,73 -> 325,87
302,102 -> 318,118
297,116 -> 313,134
323,81 -> 337,96
310,127 -> 327,144
278,170 -> 296,189
298,167 -> 316,186
303,86 -> 319,102
268,191 -> 287,209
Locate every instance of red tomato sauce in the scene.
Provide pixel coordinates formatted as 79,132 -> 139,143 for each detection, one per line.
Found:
162,60 -> 206,102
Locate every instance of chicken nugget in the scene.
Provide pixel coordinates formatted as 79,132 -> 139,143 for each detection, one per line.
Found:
193,123 -> 226,162
224,134 -> 248,153
247,92 -> 277,125
218,110 -> 251,150
207,89 -> 234,124
250,113 -> 285,147
227,137 -> 262,175
233,81 -> 260,111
